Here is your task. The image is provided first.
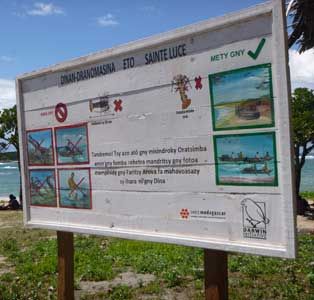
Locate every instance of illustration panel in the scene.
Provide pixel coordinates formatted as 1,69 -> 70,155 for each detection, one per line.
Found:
58,168 -> 92,209
55,123 -> 89,165
29,169 -> 57,206
214,132 -> 278,186
209,64 -> 274,131
27,129 -> 54,166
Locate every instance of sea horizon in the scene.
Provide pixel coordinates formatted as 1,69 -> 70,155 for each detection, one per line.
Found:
0,158 -> 313,200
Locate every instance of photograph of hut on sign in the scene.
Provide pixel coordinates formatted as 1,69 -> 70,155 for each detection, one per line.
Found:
27,129 -> 54,166
58,168 -> 92,209
214,132 -> 278,186
29,169 -> 56,206
209,64 -> 274,130
55,124 -> 89,165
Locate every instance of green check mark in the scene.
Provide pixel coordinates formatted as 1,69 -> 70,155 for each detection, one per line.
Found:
247,38 -> 266,60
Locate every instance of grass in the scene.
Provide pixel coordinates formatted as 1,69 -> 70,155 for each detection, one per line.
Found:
0,211 -> 313,299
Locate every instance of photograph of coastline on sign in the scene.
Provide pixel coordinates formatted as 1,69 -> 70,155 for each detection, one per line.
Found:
29,169 -> 56,206
27,129 -> 54,165
58,169 -> 91,209
214,132 -> 278,186
209,64 -> 274,130
55,124 -> 89,165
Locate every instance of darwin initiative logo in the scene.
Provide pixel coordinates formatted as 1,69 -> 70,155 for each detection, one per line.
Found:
241,198 -> 270,239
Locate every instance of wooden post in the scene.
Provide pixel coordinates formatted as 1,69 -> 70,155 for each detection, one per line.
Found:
57,231 -> 74,300
204,249 -> 228,300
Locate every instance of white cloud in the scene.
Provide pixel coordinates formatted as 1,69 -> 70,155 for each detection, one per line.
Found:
27,2 -> 65,16
289,49 -> 314,89
0,56 -> 14,63
97,14 -> 119,27
0,79 -> 16,111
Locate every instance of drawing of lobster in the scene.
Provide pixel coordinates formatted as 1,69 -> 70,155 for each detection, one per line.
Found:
172,74 -> 192,110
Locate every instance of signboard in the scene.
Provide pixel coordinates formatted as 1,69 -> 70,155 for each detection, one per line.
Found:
16,0 -> 296,258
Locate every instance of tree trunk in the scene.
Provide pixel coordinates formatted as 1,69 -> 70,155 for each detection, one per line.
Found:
295,144 -> 310,215
295,164 -> 305,215
295,165 -> 301,197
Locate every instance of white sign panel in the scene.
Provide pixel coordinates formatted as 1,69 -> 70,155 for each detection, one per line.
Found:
17,0 -> 296,258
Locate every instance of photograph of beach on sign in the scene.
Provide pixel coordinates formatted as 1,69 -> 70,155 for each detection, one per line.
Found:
27,129 -> 54,165
209,64 -> 274,130
214,132 -> 278,186
55,124 -> 89,165
58,169 -> 91,209
29,169 -> 56,206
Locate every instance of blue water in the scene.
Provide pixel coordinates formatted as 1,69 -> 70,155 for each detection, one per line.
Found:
301,157 -> 314,191
0,159 -> 313,198
219,162 -> 275,176
0,162 -> 20,198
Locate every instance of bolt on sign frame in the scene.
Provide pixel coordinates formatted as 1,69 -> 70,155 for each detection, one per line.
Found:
16,0 -> 296,258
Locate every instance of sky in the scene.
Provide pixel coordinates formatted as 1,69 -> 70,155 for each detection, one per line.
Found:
212,66 -> 270,104
28,128 -> 52,149
29,169 -> 55,184
0,0 -> 314,111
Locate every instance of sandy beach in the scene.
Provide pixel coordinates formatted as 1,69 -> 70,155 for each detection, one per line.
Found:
220,176 -> 275,184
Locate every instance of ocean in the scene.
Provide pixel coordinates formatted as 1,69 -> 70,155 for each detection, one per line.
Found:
0,159 -> 313,199
0,161 -> 20,198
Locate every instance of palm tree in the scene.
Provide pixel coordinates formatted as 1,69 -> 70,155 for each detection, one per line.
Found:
286,1 -> 314,214
287,0 -> 314,52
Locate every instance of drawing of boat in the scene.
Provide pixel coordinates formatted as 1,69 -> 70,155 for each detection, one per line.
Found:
219,154 -> 272,163
89,96 -> 110,112
58,137 -> 83,158
219,154 -> 243,162
235,103 -> 260,120
245,156 -> 272,163
241,163 -> 272,175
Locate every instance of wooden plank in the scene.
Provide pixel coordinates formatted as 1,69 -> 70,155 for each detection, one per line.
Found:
57,231 -> 74,300
204,249 -> 228,300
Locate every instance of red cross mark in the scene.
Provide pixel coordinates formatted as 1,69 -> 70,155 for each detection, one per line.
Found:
195,76 -> 202,90
114,99 -> 123,112
180,208 -> 190,219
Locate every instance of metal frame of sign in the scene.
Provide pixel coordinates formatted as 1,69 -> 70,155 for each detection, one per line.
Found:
16,0 -> 296,258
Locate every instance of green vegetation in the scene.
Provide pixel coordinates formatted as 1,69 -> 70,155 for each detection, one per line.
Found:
28,149 -> 53,165
301,191 -> 314,201
0,212 -> 313,300
30,189 -> 56,206
0,106 -> 21,200
0,106 -> 18,154
291,88 -> 314,214
0,151 -> 17,162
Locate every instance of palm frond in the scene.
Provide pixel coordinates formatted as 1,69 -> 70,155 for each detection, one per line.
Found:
288,0 -> 314,53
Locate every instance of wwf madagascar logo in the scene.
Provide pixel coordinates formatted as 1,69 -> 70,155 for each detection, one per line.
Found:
241,198 -> 270,240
